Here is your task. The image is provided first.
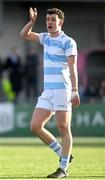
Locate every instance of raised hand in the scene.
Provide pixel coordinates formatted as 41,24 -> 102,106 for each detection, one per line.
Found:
29,7 -> 37,22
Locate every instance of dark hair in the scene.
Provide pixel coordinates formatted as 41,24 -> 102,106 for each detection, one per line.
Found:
47,8 -> 64,21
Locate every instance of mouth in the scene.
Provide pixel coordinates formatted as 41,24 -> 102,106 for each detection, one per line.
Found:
48,25 -> 53,30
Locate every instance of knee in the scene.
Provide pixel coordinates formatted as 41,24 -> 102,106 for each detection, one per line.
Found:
57,123 -> 69,137
30,121 -> 43,134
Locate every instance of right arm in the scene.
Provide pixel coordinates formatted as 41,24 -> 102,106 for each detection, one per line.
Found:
20,7 -> 39,42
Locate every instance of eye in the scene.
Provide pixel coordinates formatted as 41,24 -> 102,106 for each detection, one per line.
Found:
51,17 -> 56,21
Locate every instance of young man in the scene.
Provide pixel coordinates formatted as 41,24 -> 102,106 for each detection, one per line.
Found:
20,7 -> 80,178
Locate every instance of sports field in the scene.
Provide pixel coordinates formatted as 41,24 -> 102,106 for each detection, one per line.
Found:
0,137 -> 105,180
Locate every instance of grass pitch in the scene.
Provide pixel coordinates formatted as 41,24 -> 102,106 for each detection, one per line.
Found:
0,137 -> 105,180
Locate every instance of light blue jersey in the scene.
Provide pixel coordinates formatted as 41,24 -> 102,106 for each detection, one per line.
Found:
39,31 -> 77,90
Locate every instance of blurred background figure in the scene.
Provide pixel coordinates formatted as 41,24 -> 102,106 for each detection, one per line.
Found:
4,47 -> 23,102
84,79 -> 99,100
99,79 -> 105,103
24,47 -> 39,101
1,71 -> 16,102
0,56 -> 3,101
0,56 -> 2,77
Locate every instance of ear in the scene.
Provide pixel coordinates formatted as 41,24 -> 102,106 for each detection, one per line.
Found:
59,20 -> 63,27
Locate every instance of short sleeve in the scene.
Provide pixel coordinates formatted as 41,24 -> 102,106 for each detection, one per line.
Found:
39,32 -> 48,45
64,38 -> 77,57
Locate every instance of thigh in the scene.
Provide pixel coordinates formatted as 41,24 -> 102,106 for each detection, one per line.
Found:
31,108 -> 53,127
56,110 -> 72,127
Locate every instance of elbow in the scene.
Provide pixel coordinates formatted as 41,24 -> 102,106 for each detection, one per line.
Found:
20,31 -> 24,39
20,31 -> 27,39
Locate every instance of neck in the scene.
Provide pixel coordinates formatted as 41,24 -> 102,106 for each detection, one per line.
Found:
50,30 -> 62,37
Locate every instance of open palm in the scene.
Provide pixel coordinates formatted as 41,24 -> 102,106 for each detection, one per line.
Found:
29,7 -> 37,22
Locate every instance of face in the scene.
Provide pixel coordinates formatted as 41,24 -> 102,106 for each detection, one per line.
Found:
46,14 -> 63,35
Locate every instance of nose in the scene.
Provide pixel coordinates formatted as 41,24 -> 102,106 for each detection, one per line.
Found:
48,21 -> 52,25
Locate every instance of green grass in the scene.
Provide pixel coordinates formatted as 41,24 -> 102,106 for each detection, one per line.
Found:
0,138 -> 105,180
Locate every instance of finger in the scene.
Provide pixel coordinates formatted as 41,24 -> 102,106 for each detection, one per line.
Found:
71,99 -> 80,107
34,7 -> 37,12
30,7 -> 33,13
34,7 -> 37,15
29,7 -> 33,16
73,102 -> 79,108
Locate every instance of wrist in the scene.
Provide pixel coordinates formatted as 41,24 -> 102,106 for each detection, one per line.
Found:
71,91 -> 78,99
30,20 -> 35,24
72,87 -> 78,92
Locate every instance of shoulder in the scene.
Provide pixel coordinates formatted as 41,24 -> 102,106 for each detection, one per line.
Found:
59,32 -> 76,45
64,33 -> 76,44
39,32 -> 49,39
64,36 -> 77,50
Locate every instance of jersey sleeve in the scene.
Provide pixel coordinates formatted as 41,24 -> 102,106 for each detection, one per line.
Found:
64,38 -> 77,57
39,32 -> 48,45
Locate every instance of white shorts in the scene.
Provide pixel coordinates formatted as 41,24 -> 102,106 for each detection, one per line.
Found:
36,89 -> 72,112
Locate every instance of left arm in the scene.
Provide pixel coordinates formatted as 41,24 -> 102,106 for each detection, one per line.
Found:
67,55 -> 80,107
